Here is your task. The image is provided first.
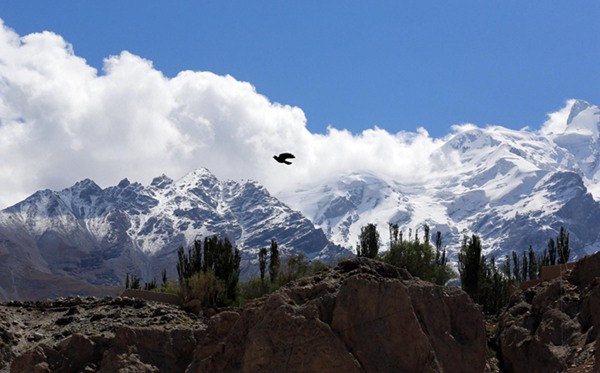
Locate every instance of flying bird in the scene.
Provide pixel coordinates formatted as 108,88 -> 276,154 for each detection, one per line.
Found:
273,152 -> 295,165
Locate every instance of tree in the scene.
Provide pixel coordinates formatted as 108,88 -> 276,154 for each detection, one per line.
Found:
258,247 -> 268,281
458,234 -> 483,302
548,238 -> 557,265
269,239 -> 280,283
125,273 -> 130,289
521,251 -> 528,281
381,226 -> 454,285
130,275 -> 141,290
356,223 -> 380,258
502,255 -> 511,283
512,251 -> 521,283
389,223 -> 399,249
538,248 -> 549,278
161,268 -> 168,288
557,227 -> 570,264
176,235 -> 241,306
528,246 -> 537,280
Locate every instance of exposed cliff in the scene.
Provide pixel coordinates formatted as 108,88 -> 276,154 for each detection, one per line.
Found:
4,258 -> 488,373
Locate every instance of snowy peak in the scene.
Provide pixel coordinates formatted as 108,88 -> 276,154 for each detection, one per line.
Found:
566,99 -> 598,126
150,174 -> 173,189
276,101 -> 600,262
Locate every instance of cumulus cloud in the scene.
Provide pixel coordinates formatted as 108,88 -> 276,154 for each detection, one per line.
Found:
0,20 -> 449,208
539,99 -> 575,136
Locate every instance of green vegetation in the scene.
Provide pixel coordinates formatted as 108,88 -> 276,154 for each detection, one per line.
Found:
240,252 -> 329,301
122,222 -> 573,317
356,223 -> 380,258
176,235 -> 241,307
458,227 -> 572,315
378,223 -> 456,285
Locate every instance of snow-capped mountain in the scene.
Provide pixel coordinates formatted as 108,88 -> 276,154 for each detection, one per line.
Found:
279,99 -> 600,262
0,168 -> 348,300
3,99 -> 600,300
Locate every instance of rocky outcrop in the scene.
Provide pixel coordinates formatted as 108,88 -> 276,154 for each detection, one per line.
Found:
5,258 -> 488,372
189,258 -> 488,373
498,252 -> 600,372
1,296 -> 206,373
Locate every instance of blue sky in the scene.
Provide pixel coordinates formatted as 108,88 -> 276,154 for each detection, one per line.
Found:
4,1 -> 600,138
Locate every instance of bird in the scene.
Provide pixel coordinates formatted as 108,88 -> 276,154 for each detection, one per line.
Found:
273,152 -> 295,165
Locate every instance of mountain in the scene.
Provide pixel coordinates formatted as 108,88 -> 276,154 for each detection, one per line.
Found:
3,99 -> 600,299
278,99 -> 600,263
0,168 -> 348,300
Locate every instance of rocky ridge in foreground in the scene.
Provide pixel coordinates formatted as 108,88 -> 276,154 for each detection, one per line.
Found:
2,258 -> 488,373
498,252 -> 600,373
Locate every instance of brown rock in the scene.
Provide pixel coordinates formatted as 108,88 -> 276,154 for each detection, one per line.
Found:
7,258 -> 489,373
97,350 -> 159,373
188,258 -> 487,373
499,251 -> 600,373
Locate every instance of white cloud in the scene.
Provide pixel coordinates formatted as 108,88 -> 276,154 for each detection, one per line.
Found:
539,99 -> 574,136
0,20 -> 450,208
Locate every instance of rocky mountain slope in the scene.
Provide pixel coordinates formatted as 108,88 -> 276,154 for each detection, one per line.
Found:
2,258 -> 489,373
0,168 -> 348,300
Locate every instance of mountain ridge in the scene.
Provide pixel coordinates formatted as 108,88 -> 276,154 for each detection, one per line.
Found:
3,100 -> 600,299
0,168 -> 349,300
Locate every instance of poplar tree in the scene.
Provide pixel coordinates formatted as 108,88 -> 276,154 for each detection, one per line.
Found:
557,227 -> 570,264
528,246 -> 537,280
522,251 -> 528,281
458,234 -> 483,302
258,247 -> 268,281
269,239 -> 280,283
548,238 -> 557,265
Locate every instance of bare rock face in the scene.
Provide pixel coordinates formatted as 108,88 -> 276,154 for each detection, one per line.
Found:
6,258 -> 488,372
498,252 -> 600,373
188,257 -> 488,373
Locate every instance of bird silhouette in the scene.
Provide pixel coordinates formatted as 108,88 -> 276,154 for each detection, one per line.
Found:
273,152 -> 295,165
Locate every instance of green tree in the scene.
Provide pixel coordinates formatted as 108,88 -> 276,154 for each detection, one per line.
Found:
176,235 -> 241,306
528,246 -> 537,280
381,226 -> 454,285
356,223 -> 380,258
548,238 -> 557,265
144,278 -> 157,291
269,239 -> 280,283
502,254 -> 512,283
512,251 -> 521,283
458,234 -> 483,302
161,268 -> 168,288
557,227 -> 570,264
258,247 -> 268,281
521,251 -> 528,281
538,247 -> 550,278
130,275 -> 141,290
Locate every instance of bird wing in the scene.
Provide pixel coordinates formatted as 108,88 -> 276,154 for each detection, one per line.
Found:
279,153 -> 295,160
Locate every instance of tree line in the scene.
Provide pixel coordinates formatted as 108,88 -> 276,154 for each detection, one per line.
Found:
356,223 -> 456,285
124,235 -> 329,307
458,227 -> 571,314
356,222 -> 572,315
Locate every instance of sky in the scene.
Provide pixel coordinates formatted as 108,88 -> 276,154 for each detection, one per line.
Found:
0,2 -> 599,207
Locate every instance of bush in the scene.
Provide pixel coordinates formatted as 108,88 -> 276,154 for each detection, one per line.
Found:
239,278 -> 278,301
182,271 -> 227,307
